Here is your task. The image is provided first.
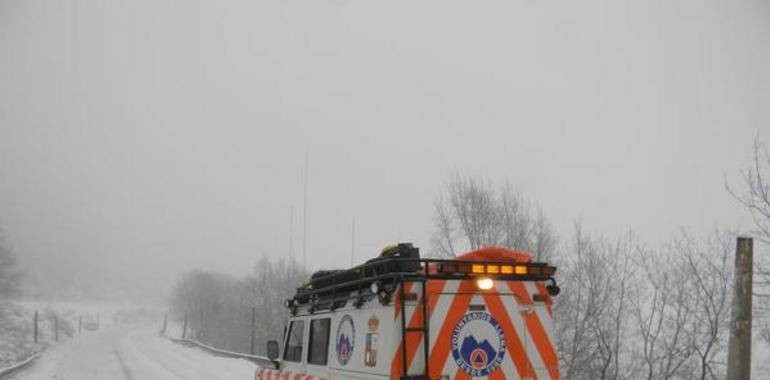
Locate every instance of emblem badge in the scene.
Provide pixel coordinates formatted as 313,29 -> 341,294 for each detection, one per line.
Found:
451,311 -> 506,377
336,314 -> 355,365
364,315 -> 379,367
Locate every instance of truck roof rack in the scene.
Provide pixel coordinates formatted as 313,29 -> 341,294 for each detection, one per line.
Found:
286,249 -> 558,314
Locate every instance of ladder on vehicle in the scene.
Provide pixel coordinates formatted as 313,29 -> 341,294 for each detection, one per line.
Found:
399,277 -> 430,380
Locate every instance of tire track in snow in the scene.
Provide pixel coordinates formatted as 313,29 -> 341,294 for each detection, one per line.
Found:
113,348 -> 136,380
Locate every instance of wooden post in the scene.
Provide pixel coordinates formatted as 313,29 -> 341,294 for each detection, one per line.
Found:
727,237 -> 753,380
182,314 -> 188,339
250,307 -> 256,355
161,313 -> 168,336
33,310 -> 38,343
78,315 -> 82,334
54,314 -> 59,342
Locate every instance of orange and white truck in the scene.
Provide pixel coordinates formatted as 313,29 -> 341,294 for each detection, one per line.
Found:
255,243 -> 560,380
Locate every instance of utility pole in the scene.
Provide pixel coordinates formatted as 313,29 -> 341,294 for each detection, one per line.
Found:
350,218 -> 356,266
250,307 -> 256,355
33,310 -> 38,344
289,207 -> 294,261
161,313 -> 168,336
182,314 -> 188,339
727,237 -> 753,380
302,145 -> 309,270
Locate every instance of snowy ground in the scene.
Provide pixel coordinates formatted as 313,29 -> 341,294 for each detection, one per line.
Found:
8,326 -> 257,380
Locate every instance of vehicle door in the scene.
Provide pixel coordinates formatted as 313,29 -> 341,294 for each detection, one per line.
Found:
305,315 -> 332,379
281,317 -> 308,378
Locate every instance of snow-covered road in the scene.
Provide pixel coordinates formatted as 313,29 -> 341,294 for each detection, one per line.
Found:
10,327 -> 257,380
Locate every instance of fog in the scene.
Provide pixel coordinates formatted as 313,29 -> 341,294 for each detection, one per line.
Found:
1,0 -> 768,300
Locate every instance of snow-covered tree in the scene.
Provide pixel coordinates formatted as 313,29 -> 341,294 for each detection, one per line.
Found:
431,175 -> 557,260
0,227 -> 21,300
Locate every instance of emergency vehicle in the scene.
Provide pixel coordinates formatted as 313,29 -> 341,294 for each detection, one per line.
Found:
256,243 -> 560,380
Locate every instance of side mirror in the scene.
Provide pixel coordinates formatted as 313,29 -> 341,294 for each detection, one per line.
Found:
266,340 -> 280,361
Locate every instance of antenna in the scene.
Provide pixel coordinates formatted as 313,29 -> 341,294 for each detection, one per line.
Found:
289,206 -> 294,260
302,145 -> 309,270
350,218 -> 356,266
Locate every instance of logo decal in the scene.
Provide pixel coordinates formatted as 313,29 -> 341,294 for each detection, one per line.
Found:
451,311 -> 506,377
336,314 -> 355,365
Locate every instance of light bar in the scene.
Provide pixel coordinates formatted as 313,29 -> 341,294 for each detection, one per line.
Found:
438,262 -> 556,277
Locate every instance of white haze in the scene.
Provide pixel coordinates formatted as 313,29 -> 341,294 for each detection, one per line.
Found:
0,0 -> 768,299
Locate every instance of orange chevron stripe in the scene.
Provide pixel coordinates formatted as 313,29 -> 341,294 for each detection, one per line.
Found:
427,280 -> 476,378
488,368 -> 508,380
393,282 -> 414,321
509,282 -> 559,380
534,282 -> 554,318
403,280 -> 446,373
454,369 -> 472,379
390,281 -> 415,376
483,291 -> 535,379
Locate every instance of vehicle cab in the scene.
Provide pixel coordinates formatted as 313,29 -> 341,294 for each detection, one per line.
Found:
256,243 -> 560,380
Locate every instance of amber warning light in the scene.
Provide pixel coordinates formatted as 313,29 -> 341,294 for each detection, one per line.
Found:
438,262 -> 556,277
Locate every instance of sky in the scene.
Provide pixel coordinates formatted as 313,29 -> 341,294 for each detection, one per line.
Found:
1,0 -> 769,299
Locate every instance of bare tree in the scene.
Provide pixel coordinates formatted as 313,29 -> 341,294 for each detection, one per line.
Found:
632,244 -> 695,380
727,135 -> 770,327
430,196 -> 458,258
556,223 -> 594,379
430,175 -> 557,259
675,230 -> 733,380
0,227 -> 21,300
447,175 -> 501,250
169,257 -> 307,355
727,136 -> 770,243
555,225 -> 637,380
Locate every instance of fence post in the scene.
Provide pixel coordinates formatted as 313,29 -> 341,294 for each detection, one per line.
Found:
250,307 -> 256,355
161,313 -> 168,336
33,310 -> 38,344
182,314 -> 188,339
54,314 -> 59,342
78,315 -> 82,335
727,237 -> 753,380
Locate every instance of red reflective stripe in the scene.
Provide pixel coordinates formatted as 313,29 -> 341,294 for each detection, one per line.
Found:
403,280 -> 446,372
390,282 -> 415,376
454,369 -> 472,379
393,282 -> 414,321
534,282 -> 553,318
483,291 -> 536,379
510,281 -> 559,380
427,280 -> 476,378
488,368 -> 508,380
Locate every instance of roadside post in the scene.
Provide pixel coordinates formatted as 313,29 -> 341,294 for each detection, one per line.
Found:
726,237 -> 753,380
33,310 -> 38,343
250,307 -> 256,355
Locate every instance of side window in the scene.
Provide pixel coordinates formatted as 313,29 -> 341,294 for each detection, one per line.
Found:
283,320 -> 305,362
307,318 -> 331,366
